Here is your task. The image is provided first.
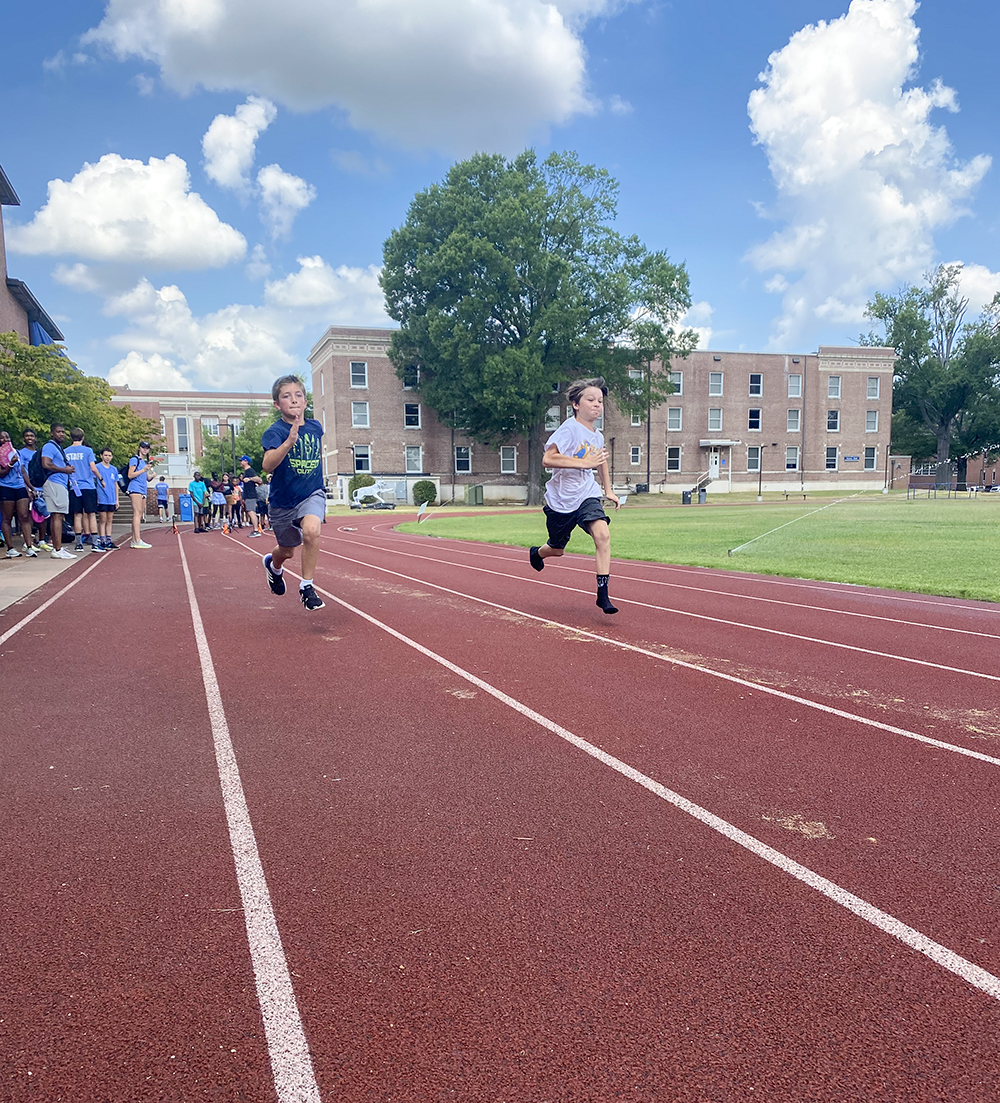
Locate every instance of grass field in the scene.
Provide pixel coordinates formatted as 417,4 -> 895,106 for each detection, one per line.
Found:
393,491 -> 1000,603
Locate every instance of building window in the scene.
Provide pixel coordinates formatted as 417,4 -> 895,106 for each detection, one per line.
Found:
545,406 -> 561,431
405,445 -> 422,474
669,370 -> 683,395
785,446 -> 799,471
228,419 -> 242,436
202,416 -> 219,437
500,446 -> 517,474
629,368 -> 643,381
402,365 -> 419,389
826,447 -> 838,470
867,376 -> 880,399
864,446 -> 877,470
866,410 -> 879,432
176,416 -> 189,452
594,415 -> 604,431
630,446 -> 641,465
708,408 -> 722,431
747,446 -> 761,472
350,361 -> 368,388
159,415 -> 166,438
828,375 -> 841,399
787,409 -> 801,432
320,373 -> 325,396
749,373 -> 762,396
667,446 -> 680,471
404,403 -> 421,428
455,446 -> 471,473
788,374 -> 802,398
631,413 -> 642,427
353,445 -> 371,473
827,409 -> 840,432
352,401 -> 370,428
709,372 -> 724,396
748,409 -> 761,431
667,407 -> 682,431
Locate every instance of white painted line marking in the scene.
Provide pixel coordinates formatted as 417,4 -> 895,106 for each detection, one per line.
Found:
177,536 -> 321,1103
325,535 -> 1000,684
0,554 -> 110,646
233,538 -> 1000,1006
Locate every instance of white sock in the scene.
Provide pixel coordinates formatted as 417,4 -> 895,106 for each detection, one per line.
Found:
299,578 -> 313,590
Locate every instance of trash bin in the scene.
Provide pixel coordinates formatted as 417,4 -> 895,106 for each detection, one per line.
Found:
698,488 -> 707,504
465,484 -> 484,506
636,483 -> 649,494
681,490 -> 692,505
178,493 -> 194,522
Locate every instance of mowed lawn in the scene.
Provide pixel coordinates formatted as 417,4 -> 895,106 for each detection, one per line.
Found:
395,492 -> 1000,603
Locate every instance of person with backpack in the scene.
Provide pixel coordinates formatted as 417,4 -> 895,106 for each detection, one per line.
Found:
126,441 -> 155,549
0,431 -> 36,557
20,429 -> 52,551
39,424 -> 77,559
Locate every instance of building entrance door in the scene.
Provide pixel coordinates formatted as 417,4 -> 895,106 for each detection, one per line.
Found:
709,450 -> 720,480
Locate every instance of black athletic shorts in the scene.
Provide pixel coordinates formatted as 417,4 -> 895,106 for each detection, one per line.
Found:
0,486 -> 28,503
69,488 -> 99,515
543,497 -> 611,550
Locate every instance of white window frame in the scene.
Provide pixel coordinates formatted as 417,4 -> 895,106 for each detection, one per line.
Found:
788,374 -> 802,398
320,373 -> 325,396
709,372 -> 724,396
748,408 -> 761,432
827,409 -> 840,432
666,446 -> 681,472
828,375 -> 841,399
867,376 -> 880,399
785,446 -> 799,471
404,444 -> 422,474
175,416 -> 189,453
500,446 -> 517,474
402,365 -> 419,390
352,401 -> 370,429
747,446 -> 761,473
630,446 -> 641,466
667,407 -> 682,431
454,446 -> 471,473
594,415 -> 604,431
669,370 -> 683,395
708,408 -> 722,432
749,373 -> 762,396
787,409 -> 801,432
545,406 -> 561,431
826,446 -> 839,471
350,361 -> 368,388
353,445 -> 371,473
228,419 -> 242,437
864,446 -> 877,471
866,410 -> 879,432
631,413 -> 642,427
202,416 -> 219,438
404,403 -> 421,429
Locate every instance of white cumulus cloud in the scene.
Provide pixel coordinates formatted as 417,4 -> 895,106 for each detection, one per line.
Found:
949,262 -> 1000,316
82,0 -> 631,153
263,255 -> 387,319
7,153 -> 246,268
202,95 -> 276,190
108,350 -> 194,389
256,164 -> 316,239
747,0 -> 991,350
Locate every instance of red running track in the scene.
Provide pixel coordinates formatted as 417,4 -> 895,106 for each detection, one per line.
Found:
3,519 -> 1000,1102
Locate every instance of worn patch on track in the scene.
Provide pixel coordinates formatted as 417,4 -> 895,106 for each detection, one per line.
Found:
762,812 -> 835,840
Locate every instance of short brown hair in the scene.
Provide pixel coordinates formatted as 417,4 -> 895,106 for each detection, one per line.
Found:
567,377 -> 608,408
271,374 -> 305,402
70,427 -> 85,441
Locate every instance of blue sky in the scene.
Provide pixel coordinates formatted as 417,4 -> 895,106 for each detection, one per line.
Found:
3,0 -> 998,392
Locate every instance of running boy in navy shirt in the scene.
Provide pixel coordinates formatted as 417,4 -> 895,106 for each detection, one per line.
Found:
529,377 -> 621,613
260,374 -> 326,611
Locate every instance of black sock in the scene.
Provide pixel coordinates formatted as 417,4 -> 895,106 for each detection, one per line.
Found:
596,575 -> 617,614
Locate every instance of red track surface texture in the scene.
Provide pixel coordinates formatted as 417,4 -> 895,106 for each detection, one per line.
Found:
3,521 -> 1000,1102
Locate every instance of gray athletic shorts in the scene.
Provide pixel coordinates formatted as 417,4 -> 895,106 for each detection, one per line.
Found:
269,489 -> 326,548
43,478 -> 70,516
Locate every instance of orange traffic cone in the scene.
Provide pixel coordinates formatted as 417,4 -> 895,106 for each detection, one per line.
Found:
222,521 -> 230,534
172,522 -> 179,535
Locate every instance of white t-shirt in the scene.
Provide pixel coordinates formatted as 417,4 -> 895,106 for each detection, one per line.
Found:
543,416 -> 605,513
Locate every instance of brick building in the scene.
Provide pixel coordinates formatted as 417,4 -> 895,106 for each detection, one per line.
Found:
309,327 -> 896,502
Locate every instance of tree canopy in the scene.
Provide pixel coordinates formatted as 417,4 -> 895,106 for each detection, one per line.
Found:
381,150 -> 695,502
0,331 -> 159,460
200,404 -> 272,477
863,265 -> 1000,480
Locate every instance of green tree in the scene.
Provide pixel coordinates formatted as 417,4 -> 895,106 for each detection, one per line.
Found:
863,265 -> 1000,483
0,331 -> 159,459
381,150 -> 695,504
200,404 -> 272,476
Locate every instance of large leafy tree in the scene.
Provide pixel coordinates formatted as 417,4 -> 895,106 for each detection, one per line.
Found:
863,265 -> 1000,483
0,331 -> 159,459
381,150 -> 695,503
200,404 -> 272,476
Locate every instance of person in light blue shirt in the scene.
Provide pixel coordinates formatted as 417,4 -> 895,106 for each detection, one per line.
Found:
126,441 -> 155,549
0,431 -> 35,557
95,448 -> 119,550
155,476 -> 170,522
40,424 -> 76,558
65,428 -> 103,552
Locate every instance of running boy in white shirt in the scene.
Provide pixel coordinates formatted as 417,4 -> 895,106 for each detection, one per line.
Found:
529,377 -> 621,613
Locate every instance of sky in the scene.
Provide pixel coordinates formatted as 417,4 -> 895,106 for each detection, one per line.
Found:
3,0 -> 999,393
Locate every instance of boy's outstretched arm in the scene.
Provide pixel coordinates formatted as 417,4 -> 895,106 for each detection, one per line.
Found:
598,460 -> 620,510
542,444 -> 610,470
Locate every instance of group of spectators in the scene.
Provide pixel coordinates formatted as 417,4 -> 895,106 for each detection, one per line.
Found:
186,456 -> 270,536
0,424 -> 156,559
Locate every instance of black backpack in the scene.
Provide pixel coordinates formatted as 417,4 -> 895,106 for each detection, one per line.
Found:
28,444 -> 65,488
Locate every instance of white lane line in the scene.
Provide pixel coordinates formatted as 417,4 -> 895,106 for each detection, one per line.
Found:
233,539 -> 1000,1006
313,544 -> 1000,770
177,537 -> 321,1103
0,554 -> 110,645
338,532 -> 1000,642
322,535 -> 1000,684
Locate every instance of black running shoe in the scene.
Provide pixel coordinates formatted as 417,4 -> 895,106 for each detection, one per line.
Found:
529,546 -> 545,572
263,553 -> 286,596
299,584 -> 325,611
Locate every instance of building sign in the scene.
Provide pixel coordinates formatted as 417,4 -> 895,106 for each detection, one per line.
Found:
843,455 -> 860,462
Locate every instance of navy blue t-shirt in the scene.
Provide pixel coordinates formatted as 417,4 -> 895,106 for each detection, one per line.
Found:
261,418 -> 324,510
